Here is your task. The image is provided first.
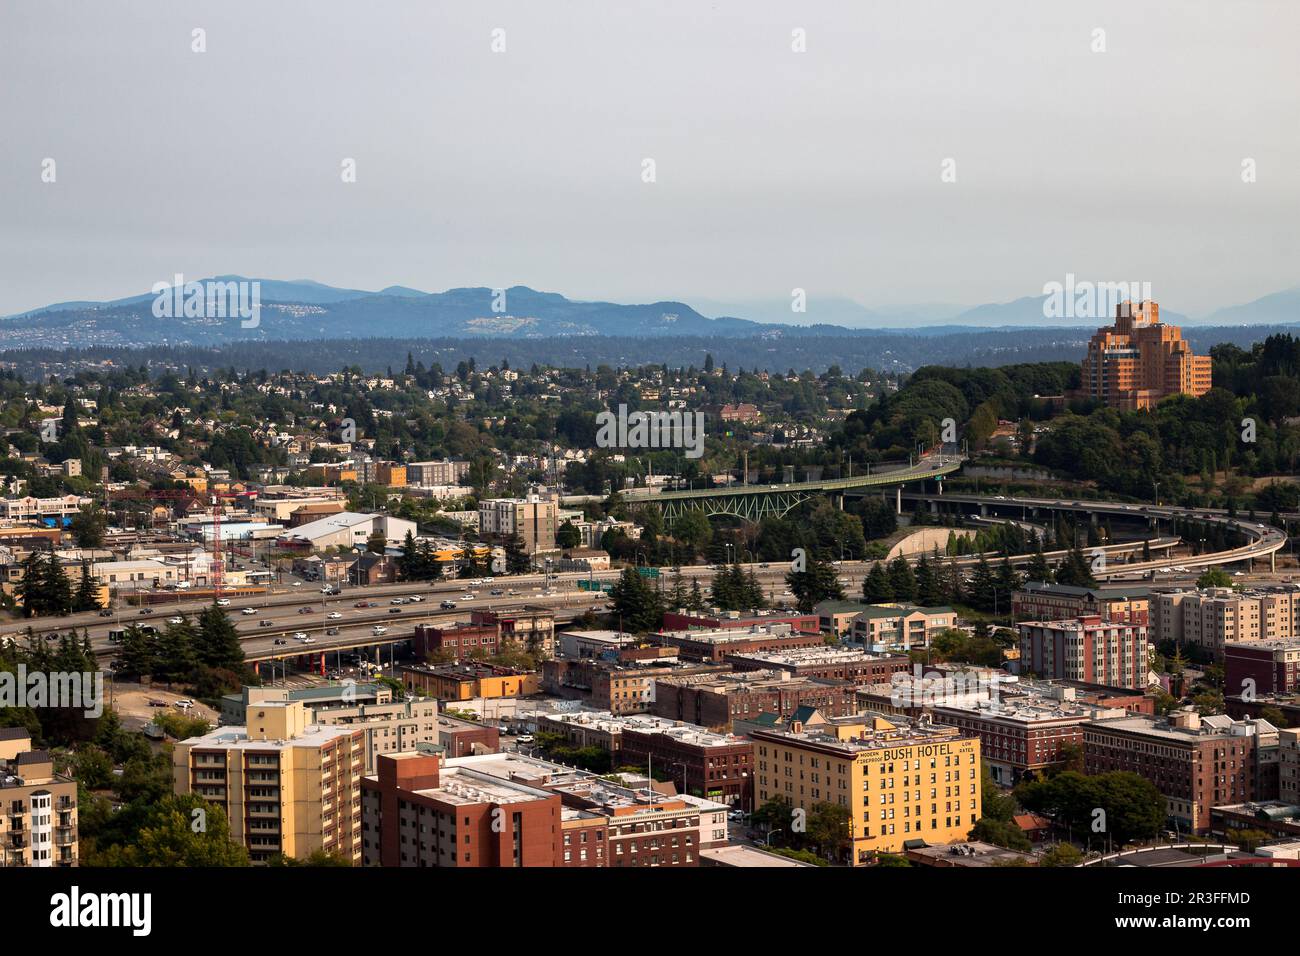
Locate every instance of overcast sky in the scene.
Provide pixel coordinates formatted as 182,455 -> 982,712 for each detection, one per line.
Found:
1,0 -> 1297,318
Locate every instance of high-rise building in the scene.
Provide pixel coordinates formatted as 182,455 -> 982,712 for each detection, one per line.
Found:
1155,585 -> 1300,653
173,700 -> 365,863
1017,615 -> 1151,690
478,494 -> 557,554
1077,301 -> 1212,410
0,729 -> 78,867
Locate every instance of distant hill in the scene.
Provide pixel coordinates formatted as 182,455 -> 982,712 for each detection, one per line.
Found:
0,278 -> 1291,351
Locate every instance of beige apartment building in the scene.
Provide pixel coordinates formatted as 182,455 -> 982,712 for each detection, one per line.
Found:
478,494 -> 558,554
0,729 -> 78,867
174,700 -> 365,863
1154,585 -> 1300,653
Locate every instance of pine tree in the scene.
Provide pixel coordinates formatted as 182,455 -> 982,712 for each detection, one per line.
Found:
786,556 -> 844,614
915,555 -> 945,607
887,556 -> 917,603
970,555 -> 996,612
195,602 -> 245,671
609,567 -> 663,633
862,562 -> 894,604
74,561 -> 101,612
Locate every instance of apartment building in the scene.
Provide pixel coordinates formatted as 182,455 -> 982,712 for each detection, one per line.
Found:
1017,615 -> 1150,690
406,459 -> 470,488
1225,638 -> 1300,698
364,749 -> 730,867
653,670 -> 857,730
478,494 -> 557,554
1083,710 -> 1269,832
1155,585 -> 1300,653
1076,300 -> 1212,410
749,710 -> 982,863
660,608 -> 820,635
0,494 -> 92,524
361,750 -> 564,867
847,604 -> 958,649
0,729 -> 77,867
173,700 -> 366,863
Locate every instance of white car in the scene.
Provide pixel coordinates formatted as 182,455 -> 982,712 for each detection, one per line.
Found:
167,616 -> 183,625
291,581 -> 302,587
372,625 -> 388,635
461,594 -> 474,601
216,599 -> 230,607
294,632 -> 309,641
408,595 -> 423,603
328,612 -> 343,620
300,636 -> 315,644
242,607 -> 257,615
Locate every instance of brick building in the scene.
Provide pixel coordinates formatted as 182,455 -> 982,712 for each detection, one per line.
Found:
1083,710 -> 1269,832
1076,300 -> 1212,410
653,670 -> 857,730
1017,615 -> 1150,690
653,621 -> 824,663
1012,582 -> 1151,624
725,646 -> 911,685
1225,638 -> 1300,699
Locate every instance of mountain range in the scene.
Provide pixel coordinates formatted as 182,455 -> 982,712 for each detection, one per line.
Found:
1,278 -> 1296,351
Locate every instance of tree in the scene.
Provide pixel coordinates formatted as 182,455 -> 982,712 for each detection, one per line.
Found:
862,562 -> 894,604
73,561 -> 103,612
91,794 -> 251,867
886,556 -> 916,602
1196,568 -> 1233,589
503,534 -> 531,575
608,566 -> 662,633
557,520 -> 581,549
1039,843 -> 1083,867
70,505 -> 107,548
786,556 -> 844,613
194,602 -> 245,672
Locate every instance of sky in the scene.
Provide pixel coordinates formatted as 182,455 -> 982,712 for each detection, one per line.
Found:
1,0 -> 1298,319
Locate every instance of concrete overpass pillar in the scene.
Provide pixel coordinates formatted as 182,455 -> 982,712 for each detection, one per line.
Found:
375,646 -> 381,664
930,500 -> 938,514
320,652 -> 326,676
1272,552 -> 1276,573
896,486 -> 902,515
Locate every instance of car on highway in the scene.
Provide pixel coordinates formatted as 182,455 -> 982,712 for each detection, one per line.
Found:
138,608 -> 153,615
490,589 -> 504,596
440,600 -> 457,609
390,598 -> 404,605
216,599 -> 230,607
300,636 -> 315,644
260,619 -> 274,627
291,581 -> 302,587
293,632 -> 308,640
372,625 -> 388,635
389,608 -> 402,614
506,590 -> 519,596
167,616 -> 183,625
242,607 -> 257,615
326,627 -> 340,635
98,609 -> 113,616
328,611 -> 343,619
298,607 -> 313,614
408,595 -> 423,602
461,594 -> 474,601
354,601 -> 370,608
273,638 -> 287,645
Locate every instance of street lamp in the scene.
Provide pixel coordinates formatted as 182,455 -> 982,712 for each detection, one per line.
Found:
765,828 -> 783,847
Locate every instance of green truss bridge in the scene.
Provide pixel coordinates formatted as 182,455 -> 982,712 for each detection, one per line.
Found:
564,455 -> 964,524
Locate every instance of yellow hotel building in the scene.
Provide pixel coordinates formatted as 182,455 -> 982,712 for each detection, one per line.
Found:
750,711 -> 982,864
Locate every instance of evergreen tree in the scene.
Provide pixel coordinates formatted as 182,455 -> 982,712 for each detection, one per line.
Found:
74,561 -> 101,612
195,602 -> 245,671
608,566 -> 663,633
786,556 -> 844,614
887,556 -> 916,603
915,555 -> 946,607
862,562 -> 894,604
970,555 -> 996,612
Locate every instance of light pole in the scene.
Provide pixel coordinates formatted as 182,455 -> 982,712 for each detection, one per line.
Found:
765,828 -> 783,847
